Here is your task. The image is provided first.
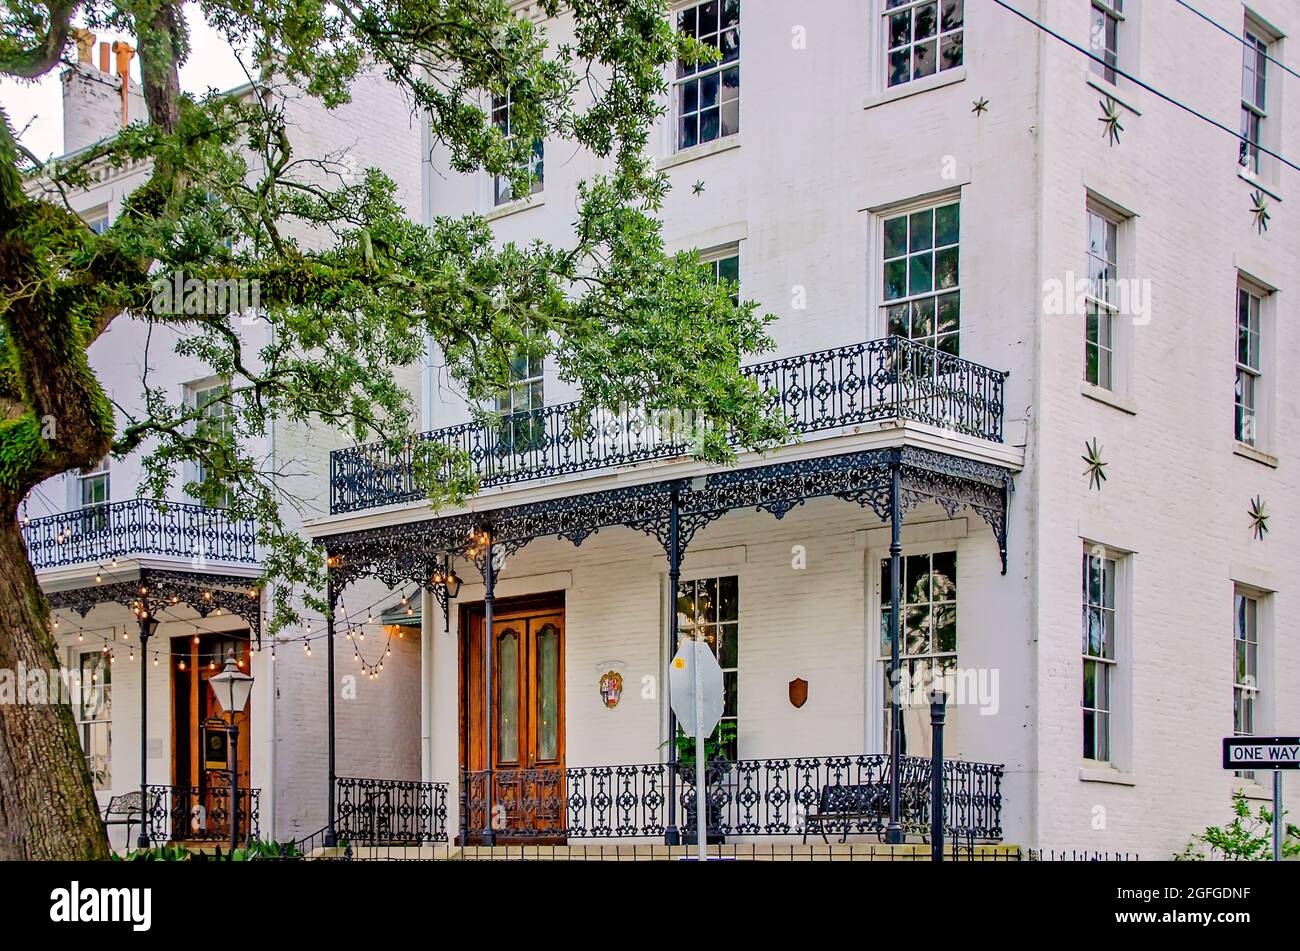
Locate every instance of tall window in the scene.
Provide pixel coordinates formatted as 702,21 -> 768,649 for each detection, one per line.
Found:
75,649 -> 112,791
882,201 -> 960,354
880,551 -> 957,752
1082,548 -> 1117,762
491,89 -> 544,206
1240,26 -> 1269,173
1089,0 -> 1123,84
675,0 -> 740,150
678,576 -> 739,759
193,382 -> 233,508
1235,286 -> 1262,446
885,0 -> 964,88
496,351 -> 545,453
76,459 -> 110,532
1233,591 -> 1259,740
1084,206 -> 1119,390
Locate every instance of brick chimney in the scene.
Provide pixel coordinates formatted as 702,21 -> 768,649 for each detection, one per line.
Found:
61,31 -> 148,154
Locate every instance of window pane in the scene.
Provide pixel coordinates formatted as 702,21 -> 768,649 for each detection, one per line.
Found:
536,625 -> 559,761
498,630 -> 519,762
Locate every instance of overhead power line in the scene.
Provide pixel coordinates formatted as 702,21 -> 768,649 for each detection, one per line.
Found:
1172,0 -> 1300,84
986,0 -> 1300,176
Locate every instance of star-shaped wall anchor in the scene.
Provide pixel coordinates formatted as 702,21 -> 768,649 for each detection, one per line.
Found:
692,180 -> 706,196
1082,438 -> 1107,491
1248,495 -> 1269,540
1098,98 -> 1124,147
972,97 -> 989,116
1250,190 -> 1270,234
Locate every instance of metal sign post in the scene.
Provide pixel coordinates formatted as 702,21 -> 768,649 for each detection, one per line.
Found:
669,639 -> 724,862
1222,736 -> 1298,862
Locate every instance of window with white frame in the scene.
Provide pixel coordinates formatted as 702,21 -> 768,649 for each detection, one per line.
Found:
678,575 -> 739,759
1235,284 -> 1262,446
885,0 -> 964,88
491,89 -> 544,206
1089,0 -> 1123,84
879,551 -> 957,753
1082,547 -> 1118,762
83,207 -> 110,234
74,649 -> 112,791
674,0 -> 740,151
192,381 -> 234,508
1240,24 -> 1270,173
1084,204 -> 1119,390
701,245 -> 740,304
1233,589 -> 1260,739
496,350 -> 545,453
881,200 -> 960,354
76,458 -> 110,532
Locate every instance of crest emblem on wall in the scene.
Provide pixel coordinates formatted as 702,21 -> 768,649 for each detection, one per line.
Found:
599,671 -> 623,709
788,678 -> 808,709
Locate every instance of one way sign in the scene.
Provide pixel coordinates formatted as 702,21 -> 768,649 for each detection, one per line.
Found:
1222,736 -> 1300,770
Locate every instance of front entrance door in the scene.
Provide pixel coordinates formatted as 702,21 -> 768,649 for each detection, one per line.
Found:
462,595 -> 565,842
171,633 -> 252,842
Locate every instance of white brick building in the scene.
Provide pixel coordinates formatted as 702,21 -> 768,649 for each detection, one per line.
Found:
304,0 -> 1299,859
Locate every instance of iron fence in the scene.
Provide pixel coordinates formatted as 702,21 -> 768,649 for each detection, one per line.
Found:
143,784 -> 260,844
23,499 -> 258,569
459,754 -> 1002,843
330,337 -> 1007,513
335,776 -> 450,843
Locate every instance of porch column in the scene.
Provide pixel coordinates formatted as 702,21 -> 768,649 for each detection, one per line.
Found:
325,566 -> 338,847
886,457 -> 903,844
136,594 -> 157,849
664,486 -> 681,846
480,530 -> 497,846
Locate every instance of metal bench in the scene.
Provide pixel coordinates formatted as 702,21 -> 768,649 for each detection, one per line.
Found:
102,790 -> 144,842
802,761 -> 933,844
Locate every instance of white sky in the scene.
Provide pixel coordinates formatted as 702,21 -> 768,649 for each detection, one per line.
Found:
1,9 -> 251,160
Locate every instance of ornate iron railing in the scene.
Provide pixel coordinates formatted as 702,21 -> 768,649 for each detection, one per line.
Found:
143,784 -> 260,844
459,754 -> 1002,842
335,776 -> 450,843
23,499 -> 258,570
330,337 -> 1006,513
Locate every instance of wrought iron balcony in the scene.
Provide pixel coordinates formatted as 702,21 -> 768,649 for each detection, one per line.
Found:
22,499 -> 258,571
330,337 -> 1006,514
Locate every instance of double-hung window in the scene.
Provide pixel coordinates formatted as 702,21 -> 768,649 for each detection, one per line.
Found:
1233,590 -> 1260,739
76,459 -> 110,533
1082,548 -> 1118,763
192,382 -> 234,509
675,0 -> 740,151
74,649 -> 112,791
677,575 -> 739,759
885,0 -> 964,88
702,245 -> 740,304
879,551 -> 957,753
1089,0 -> 1123,85
491,89 -> 544,206
882,201 -> 961,355
496,351 -> 545,455
1235,286 -> 1262,446
1240,26 -> 1269,173
1084,206 -> 1119,390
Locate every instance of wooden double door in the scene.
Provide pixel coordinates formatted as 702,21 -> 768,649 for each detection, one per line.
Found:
462,595 -> 565,841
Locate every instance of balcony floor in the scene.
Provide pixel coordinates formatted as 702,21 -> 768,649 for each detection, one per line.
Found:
303,842 -> 1023,861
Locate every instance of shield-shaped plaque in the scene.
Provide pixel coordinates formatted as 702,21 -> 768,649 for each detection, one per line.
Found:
788,677 -> 808,709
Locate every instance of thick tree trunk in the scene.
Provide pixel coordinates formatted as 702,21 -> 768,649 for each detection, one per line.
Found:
0,512 -> 111,859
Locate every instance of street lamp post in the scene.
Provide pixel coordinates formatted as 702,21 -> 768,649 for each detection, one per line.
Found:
210,649 -> 254,854
136,611 -> 158,849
